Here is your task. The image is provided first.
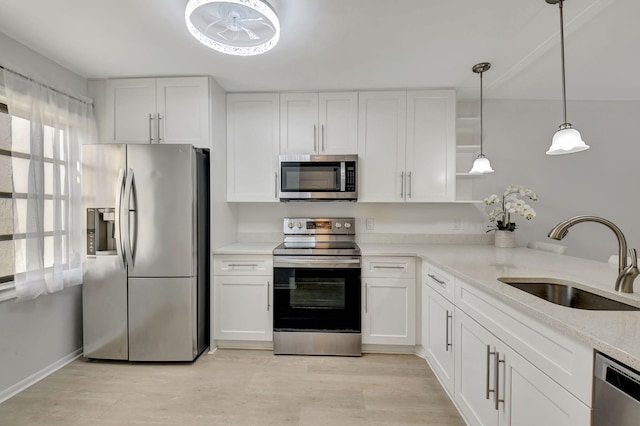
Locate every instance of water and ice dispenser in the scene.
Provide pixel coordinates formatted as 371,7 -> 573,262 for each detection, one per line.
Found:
86,208 -> 117,256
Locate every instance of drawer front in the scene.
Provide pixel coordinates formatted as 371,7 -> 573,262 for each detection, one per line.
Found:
362,256 -> 416,279
455,278 -> 593,406
423,260 -> 454,302
214,255 -> 273,276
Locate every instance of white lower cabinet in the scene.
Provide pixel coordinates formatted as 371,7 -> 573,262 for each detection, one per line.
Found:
362,256 -> 416,346
422,284 -> 455,396
212,255 -> 273,342
455,309 -> 591,425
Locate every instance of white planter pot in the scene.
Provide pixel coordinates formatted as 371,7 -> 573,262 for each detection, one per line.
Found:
494,230 -> 516,248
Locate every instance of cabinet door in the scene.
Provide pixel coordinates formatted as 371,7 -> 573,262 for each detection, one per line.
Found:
455,309 -> 500,426
502,344 -> 591,426
362,277 -> 415,345
227,93 -> 280,202
105,78 -> 156,144
422,284 -> 455,397
406,90 -> 456,202
318,92 -> 358,154
280,93 -> 319,154
156,77 -> 210,148
357,91 -> 407,202
213,275 -> 272,341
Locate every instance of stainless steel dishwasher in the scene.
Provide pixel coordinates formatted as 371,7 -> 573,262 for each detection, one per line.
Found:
594,352 -> 640,425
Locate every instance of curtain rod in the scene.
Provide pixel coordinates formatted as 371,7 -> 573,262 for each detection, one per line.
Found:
0,65 -> 93,106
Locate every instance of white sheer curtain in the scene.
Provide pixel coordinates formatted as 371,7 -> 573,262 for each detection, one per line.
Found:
3,69 -> 95,300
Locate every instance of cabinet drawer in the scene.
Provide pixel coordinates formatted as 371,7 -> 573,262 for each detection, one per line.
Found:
362,256 -> 416,278
423,261 -> 454,302
455,278 -> 593,406
214,255 -> 273,275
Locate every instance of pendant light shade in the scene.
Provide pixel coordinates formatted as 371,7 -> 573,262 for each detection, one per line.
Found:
185,0 -> 280,56
469,62 -> 494,174
470,155 -> 494,174
545,0 -> 590,155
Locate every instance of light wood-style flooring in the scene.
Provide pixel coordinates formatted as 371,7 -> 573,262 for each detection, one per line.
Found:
0,349 -> 465,425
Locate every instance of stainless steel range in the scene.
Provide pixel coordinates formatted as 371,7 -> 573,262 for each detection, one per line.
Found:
272,217 -> 361,356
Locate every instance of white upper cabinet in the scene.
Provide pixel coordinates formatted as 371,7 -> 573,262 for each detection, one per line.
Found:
103,77 -> 210,148
406,90 -> 456,202
226,93 -> 280,202
358,90 -> 456,202
357,91 -> 407,202
280,92 -> 358,155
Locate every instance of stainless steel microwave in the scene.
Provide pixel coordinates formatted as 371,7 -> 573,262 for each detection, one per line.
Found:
278,154 -> 357,201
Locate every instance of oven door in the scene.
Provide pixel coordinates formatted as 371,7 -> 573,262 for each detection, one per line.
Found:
273,265 -> 361,333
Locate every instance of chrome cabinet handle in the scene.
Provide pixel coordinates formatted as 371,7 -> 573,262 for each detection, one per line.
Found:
115,168 -> 126,269
267,281 -> 270,311
321,124 -> 325,152
486,345 -> 496,400
373,265 -> 405,270
228,263 -> 258,268
408,171 -> 412,199
275,172 -> 278,199
427,273 -> 446,286
148,113 -> 154,143
157,113 -> 162,143
365,282 -> 368,313
313,124 -> 317,152
445,310 -> 453,352
495,352 -> 505,410
400,171 -> 405,198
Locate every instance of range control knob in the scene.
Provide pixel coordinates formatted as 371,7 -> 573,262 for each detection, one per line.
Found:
288,222 -> 294,229
296,222 -> 303,229
335,222 -> 342,229
344,222 -> 352,229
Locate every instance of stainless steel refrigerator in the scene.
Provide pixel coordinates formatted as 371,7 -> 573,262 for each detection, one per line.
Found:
82,144 -> 209,362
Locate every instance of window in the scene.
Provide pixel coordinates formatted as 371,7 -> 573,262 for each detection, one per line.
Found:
1,68 -> 93,301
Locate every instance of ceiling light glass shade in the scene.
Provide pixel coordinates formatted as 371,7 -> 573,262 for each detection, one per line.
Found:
185,0 -> 280,56
469,155 -> 495,174
546,124 -> 590,155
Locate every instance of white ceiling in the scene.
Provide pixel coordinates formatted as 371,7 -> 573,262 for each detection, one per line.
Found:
0,0 -> 637,100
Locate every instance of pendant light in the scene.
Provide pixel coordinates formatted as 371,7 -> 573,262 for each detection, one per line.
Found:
545,0 -> 589,155
185,0 -> 280,56
469,62 -> 494,174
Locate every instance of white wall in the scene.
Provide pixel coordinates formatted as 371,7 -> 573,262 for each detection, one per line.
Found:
233,98 -> 640,264
0,31 -> 86,399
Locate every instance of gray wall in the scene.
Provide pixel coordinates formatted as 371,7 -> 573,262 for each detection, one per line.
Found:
0,32 -> 86,398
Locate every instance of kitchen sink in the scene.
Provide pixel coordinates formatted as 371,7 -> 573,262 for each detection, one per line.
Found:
497,278 -> 640,311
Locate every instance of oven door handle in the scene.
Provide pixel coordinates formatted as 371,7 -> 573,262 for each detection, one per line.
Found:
274,257 -> 361,268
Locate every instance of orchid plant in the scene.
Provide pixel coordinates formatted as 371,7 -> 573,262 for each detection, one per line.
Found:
484,184 -> 538,232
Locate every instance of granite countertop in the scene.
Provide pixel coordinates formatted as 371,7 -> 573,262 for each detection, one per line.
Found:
359,243 -> 640,371
214,241 -> 640,370
212,242 -> 279,255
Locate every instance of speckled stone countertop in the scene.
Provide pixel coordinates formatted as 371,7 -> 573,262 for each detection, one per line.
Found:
213,241 -> 640,370
212,242 -> 278,255
359,243 -> 640,371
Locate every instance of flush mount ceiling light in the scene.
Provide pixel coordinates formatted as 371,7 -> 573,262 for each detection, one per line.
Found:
185,0 -> 280,56
545,0 -> 589,155
469,62 -> 495,174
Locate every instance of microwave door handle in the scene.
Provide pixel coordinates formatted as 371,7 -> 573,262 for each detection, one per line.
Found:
340,162 -> 346,191
115,168 -> 126,269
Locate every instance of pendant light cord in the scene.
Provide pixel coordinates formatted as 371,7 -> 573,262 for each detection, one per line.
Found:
479,70 -> 484,156
558,0 -> 568,125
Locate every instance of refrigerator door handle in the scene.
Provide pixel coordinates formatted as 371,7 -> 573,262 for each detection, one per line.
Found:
115,167 -> 126,269
123,168 -> 136,270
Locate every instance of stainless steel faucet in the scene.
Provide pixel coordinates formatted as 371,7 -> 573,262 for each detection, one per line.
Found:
548,215 -> 639,293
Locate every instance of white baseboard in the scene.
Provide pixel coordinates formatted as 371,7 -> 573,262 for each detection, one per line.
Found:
0,348 -> 83,404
